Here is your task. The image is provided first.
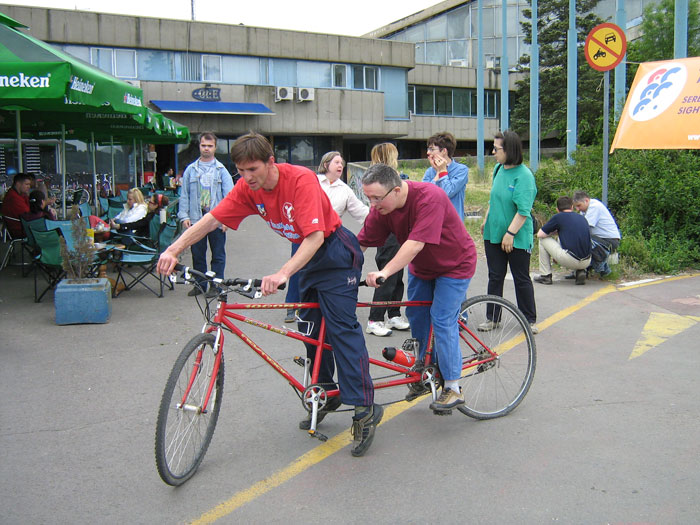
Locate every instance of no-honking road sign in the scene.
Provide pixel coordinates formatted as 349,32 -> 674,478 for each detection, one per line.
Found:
585,22 -> 627,72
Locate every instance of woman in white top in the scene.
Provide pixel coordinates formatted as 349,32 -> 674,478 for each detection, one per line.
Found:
316,151 -> 369,222
110,188 -> 148,227
284,152 -> 369,324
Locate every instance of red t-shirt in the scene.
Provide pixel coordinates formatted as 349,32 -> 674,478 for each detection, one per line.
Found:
1,188 -> 30,238
358,181 -> 476,280
211,163 -> 341,243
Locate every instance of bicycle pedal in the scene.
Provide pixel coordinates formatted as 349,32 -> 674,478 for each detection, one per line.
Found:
293,356 -> 306,367
432,409 -> 452,416
308,430 -> 328,442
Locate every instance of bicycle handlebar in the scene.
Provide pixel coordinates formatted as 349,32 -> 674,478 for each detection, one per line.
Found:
173,263 -> 286,290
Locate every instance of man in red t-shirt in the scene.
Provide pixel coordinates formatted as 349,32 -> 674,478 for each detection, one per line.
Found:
158,132 -> 381,457
1,173 -> 32,238
358,163 -> 477,413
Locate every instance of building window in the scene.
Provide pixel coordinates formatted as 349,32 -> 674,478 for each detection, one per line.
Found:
408,85 -> 415,114
333,64 -> 347,87
435,88 -> 452,116
352,65 -> 379,90
202,55 -> 222,82
115,49 -> 137,79
91,48 -> 113,74
416,86 -> 435,115
178,53 -> 201,81
409,85 -> 502,118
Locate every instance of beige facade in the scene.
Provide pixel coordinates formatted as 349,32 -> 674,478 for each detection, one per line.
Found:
0,4 -> 516,164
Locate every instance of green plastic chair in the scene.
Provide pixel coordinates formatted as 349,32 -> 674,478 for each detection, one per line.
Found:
32,228 -> 66,302
98,196 -> 109,219
112,217 -> 178,298
45,218 -> 90,253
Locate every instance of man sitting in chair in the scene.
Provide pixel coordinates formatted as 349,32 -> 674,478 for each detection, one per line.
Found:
2,173 -> 32,238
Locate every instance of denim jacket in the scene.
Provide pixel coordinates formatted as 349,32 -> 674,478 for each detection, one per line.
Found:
177,158 -> 234,224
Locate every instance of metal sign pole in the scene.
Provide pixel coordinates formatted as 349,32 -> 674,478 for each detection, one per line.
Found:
602,70 -> 609,206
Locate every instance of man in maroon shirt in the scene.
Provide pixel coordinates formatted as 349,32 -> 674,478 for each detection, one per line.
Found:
1,173 -> 32,238
358,163 -> 477,412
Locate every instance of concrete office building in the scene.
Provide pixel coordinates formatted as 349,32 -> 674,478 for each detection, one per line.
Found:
0,0 -> 659,181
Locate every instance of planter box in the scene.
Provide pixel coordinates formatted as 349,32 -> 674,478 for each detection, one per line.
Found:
55,278 -> 112,325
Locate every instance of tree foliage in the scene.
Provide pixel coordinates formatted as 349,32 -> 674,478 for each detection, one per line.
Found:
626,0 -> 700,83
510,0 -> 605,145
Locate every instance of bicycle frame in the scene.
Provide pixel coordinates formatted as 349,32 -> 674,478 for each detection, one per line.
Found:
183,296 -> 498,422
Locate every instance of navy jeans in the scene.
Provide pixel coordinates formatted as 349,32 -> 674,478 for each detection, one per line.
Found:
298,227 -> 373,407
191,226 -> 226,289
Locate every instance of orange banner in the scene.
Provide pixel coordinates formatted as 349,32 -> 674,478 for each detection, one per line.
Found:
611,56 -> 700,152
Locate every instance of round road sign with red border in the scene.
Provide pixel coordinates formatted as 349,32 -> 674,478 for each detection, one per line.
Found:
585,22 -> 627,72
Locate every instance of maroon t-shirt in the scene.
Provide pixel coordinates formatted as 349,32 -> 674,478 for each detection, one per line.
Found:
358,181 -> 476,280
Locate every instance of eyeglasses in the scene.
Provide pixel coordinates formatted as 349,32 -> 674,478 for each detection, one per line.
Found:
492,146 -> 504,152
427,146 -> 440,153
367,186 -> 398,204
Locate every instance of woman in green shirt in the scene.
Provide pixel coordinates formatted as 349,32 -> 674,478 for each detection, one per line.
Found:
480,131 -> 539,333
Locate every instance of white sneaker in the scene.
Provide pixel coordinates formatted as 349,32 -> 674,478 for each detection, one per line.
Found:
366,321 -> 392,337
386,315 -> 410,330
529,323 -> 539,334
477,320 -> 500,332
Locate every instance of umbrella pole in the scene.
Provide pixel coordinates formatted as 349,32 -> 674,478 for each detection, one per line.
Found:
91,132 -> 98,211
110,136 -> 115,200
15,110 -> 23,172
61,125 -> 67,219
132,138 -> 137,188
139,140 -> 144,187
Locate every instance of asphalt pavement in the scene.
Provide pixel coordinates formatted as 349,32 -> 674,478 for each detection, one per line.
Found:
1,215 -> 699,524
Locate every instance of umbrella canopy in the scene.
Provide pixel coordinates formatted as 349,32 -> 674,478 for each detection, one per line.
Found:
0,20 -> 146,120
0,107 -> 190,145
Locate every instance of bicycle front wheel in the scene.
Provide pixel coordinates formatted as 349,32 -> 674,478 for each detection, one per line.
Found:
155,333 -> 224,486
457,295 -> 536,419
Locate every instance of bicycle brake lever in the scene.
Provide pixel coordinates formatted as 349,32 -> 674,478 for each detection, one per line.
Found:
236,288 -> 262,299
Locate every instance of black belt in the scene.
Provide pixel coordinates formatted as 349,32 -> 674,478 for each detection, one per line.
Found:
566,250 -> 591,262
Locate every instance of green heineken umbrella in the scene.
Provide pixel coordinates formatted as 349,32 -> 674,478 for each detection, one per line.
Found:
0,21 -> 146,117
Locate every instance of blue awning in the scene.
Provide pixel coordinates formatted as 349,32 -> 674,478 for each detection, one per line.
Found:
150,100 -> 274,115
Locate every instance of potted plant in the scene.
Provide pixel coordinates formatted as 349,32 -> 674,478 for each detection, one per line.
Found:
54,210 -> 112,325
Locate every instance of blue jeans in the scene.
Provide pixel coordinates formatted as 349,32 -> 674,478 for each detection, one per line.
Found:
191,226 -> 226,288
405,272 -> 471,381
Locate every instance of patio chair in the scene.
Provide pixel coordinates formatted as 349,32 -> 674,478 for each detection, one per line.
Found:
111,216 -> 178,298
98,196 -> 109,219
20,217 -> 47,255
119,189 -> 129,201
78,201 -> 92,220
44,218 -> 90,253
1,215 -> 30,272
32,228 -> 67,303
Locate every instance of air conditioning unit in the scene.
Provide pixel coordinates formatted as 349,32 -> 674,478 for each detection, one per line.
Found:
485,56 -> 501,70
296,87 -> 315,102
275,86 -> 294,102
449,59 -> 468,68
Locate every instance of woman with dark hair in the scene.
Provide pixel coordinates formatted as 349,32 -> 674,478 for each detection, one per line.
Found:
21,189 -> 57,221
480,130 -> 539,333
111,193 -> 169,239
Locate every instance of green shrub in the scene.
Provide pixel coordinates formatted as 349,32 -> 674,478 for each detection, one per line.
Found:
531,146 -> 700,274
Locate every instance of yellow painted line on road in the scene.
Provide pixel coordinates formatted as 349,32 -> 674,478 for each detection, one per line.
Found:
629,312 -> 700,359
191,396 -> 425,525
192,272 -> 700,523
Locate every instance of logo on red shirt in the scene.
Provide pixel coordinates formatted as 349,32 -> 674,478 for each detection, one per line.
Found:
282,202 -> 295,222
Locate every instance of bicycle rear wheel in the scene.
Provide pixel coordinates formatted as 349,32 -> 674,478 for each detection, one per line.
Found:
155,333 -> 224,486
457,295 -> 536,419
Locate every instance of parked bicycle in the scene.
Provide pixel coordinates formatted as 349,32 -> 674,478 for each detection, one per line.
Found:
155,265 -> 536,486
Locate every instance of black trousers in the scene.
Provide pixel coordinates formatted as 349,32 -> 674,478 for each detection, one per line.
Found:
368,234 -> 404,322
484,241 -> 537,324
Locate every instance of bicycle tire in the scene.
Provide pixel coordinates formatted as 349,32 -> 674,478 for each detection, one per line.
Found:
155,333 -> 224,486
456,295 -> 536,419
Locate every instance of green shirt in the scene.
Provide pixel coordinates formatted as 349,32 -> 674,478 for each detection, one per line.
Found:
483,163 -> 537,250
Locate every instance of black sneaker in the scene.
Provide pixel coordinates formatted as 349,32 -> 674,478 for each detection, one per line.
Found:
299,396 -> 342,430
405,384 -> 430,402
205,287 -> 221,299
564,272 -> 576,280
188,287 -> 203,297
350,404 -> 384,457
575,269 -> 586,285
534,274 -> 553,285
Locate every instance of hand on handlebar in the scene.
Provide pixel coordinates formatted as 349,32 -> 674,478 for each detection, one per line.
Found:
261,272 -> 288,296
365,271 -> 387,288
157,250 -> 179,276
